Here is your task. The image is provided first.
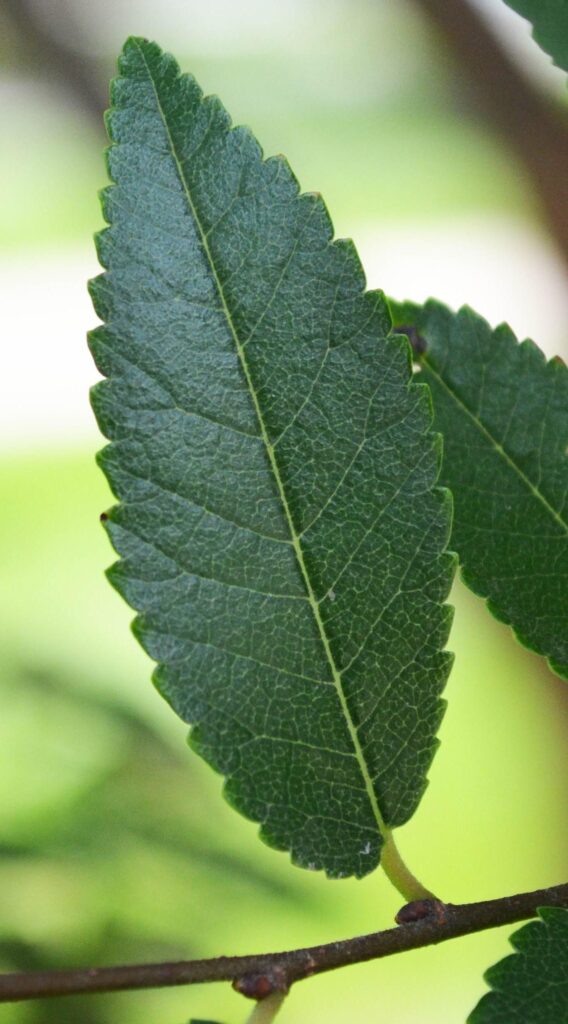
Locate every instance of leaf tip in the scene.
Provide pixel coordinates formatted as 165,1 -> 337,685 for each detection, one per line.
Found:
120,34 -> 151,61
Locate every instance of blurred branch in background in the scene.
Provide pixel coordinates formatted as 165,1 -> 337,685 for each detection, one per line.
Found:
414,0 -> 568,271
5,0 -> 568,270
2,0 -> 105,123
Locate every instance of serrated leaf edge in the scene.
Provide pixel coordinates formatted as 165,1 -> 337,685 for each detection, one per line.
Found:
391,298 -> 568,681
90,38 -> 456,881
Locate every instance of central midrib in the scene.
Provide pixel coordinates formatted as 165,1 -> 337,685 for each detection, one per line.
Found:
423,357 -> 568,537
138,45 -> 390,846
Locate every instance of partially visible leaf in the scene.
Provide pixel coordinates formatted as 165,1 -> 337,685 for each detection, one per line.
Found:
468,907 -> 568,1023
390,300 -> 568,679
89,38 -> 455,881
503,1 -> 568,73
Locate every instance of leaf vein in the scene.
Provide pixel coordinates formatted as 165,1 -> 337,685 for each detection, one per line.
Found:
134,39 -> 392,845
424,358 -> 568,536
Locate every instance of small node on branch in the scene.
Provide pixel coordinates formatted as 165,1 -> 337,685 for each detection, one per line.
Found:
395,898 -> 449,926
233,968 -> 289,1001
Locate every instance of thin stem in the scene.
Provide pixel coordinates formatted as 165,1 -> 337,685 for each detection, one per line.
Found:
0,882 -> 566,1003
413,0 -> 568,271
245,992 -> 286,1024
381,831 -> 435,901
3,0 -> 106,122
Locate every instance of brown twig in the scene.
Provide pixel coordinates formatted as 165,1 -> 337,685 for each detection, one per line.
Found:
0,882 -> 566,1004
413,0 -> 568,269
3,0 -> 106,123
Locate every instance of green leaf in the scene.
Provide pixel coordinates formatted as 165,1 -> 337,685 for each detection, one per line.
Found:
468,907 -> 568,1023
503,1 -> 568,73
390,300 -> 568,679
89,37 -> 454,880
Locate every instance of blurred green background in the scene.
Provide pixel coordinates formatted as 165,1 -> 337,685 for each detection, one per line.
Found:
1,1 -> 567,1022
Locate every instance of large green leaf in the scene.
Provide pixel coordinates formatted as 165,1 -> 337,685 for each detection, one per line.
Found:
503,1 -> 568,73
390,300 -> 568,679
89,38 -> 454,880
469,907 -> 568,1023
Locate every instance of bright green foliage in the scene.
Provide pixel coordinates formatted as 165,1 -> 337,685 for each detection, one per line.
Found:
89,38 -> 454,879
503,1 -> 568,73
469,907 -> 568,1023
390,301 -> 568,679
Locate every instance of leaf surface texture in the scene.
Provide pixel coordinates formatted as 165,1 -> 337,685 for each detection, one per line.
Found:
469,907 -> 568,1023
391,300 -> 568,679
89,38 -> 454,878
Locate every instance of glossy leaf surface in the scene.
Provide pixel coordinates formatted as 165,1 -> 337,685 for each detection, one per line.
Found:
469,907 -> 568,1023
390,300 -> 568,679
89,38 -> 454,878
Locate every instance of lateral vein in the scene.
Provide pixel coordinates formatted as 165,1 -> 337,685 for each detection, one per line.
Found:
136,41 -> 390,844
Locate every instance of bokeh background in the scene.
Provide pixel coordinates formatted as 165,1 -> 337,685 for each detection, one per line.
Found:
1,1 -> 567,1021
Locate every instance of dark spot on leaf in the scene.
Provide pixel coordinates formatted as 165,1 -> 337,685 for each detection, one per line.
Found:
100,512 -> 109,522
396,324 -> 428,357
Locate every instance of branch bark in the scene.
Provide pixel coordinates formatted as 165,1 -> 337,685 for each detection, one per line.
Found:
413,0 -> 568,269
0,883 -> 566,1004
3,0 -> 106,123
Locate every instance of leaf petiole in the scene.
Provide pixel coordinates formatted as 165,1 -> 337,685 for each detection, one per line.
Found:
381,830 -> 435,902
244,992 -> 286,1024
